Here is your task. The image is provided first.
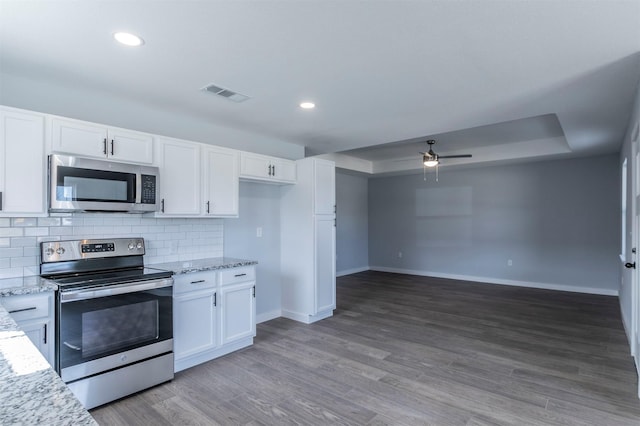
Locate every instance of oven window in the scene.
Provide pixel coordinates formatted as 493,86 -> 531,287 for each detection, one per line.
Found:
81,300 -> 159,357
56,166 -> 135,203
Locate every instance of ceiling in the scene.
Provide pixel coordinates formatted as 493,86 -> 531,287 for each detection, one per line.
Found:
1,1 -> 639,173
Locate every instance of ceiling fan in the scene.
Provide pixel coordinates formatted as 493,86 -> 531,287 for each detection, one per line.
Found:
420,139 -> 472,181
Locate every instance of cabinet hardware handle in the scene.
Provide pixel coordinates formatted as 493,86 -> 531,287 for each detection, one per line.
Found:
206,201 -> 210,214
214,292 -> 217,307
253,286 -> 256,298
190,279 -> 206,284
272,164 -> 276,175
8,306 -> 37,314
334,204 -> 336,214
103,138 -> 107,155
43,324 -> 47,344
110,139 -> 114,156
0,191 -> 3,211
234,273 -> 247,277
161,199 -> 165,213
268,164 -> 272,176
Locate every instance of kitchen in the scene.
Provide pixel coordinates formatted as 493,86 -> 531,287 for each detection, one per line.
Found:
2,1 -> 640,424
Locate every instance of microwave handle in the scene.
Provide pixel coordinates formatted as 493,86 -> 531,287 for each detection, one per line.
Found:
135,173 -> 142,204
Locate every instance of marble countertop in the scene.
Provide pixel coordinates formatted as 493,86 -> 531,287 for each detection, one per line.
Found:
0,305 -> 97,425
150,257 -> 258,275
0,276 -> 57,297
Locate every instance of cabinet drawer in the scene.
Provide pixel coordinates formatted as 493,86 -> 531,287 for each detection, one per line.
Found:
173,271 -> 217,294
220,267 -> 255,285
2,292 -> 52,321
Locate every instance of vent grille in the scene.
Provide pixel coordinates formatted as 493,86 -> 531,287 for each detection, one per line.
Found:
202,83 -> 250,103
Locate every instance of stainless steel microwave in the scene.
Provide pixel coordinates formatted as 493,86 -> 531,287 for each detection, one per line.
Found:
49,154 -> 159,213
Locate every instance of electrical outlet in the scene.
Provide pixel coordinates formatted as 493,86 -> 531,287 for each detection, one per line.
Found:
256,227 -> 263,238
507,259 -> 512,266
398,251 -> 403,258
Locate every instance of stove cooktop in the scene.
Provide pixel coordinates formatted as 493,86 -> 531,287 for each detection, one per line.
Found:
47,267 -> 173,291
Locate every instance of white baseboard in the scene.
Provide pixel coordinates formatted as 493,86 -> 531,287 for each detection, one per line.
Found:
336,266 -> 370,277
369,266 -> 619,296
256,309 -> 281,324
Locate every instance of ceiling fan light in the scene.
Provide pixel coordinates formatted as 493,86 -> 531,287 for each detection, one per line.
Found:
424,159 -> 439,167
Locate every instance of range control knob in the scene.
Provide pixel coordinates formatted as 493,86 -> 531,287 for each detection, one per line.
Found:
45,248 -> 55,257
128,242 -> 135,250
136,241 -> 143,249
55,247 -> 65,255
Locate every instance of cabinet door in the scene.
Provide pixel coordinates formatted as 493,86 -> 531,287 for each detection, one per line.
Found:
0,109 -> 46,215
156,138 -> 201,215
272,158 -> 297,183
314,160 -> 335,215
240,152 -> 271,180
108,129 -> 153,164
315,217 -> 336,314
173,290 -> 218,360
203,147 -> 239,217
220,281 -> 255,345
51,118 -> 108,159
20,320 -> 52,364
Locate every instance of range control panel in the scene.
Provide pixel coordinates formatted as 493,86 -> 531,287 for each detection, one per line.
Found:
41,238 -> 145,263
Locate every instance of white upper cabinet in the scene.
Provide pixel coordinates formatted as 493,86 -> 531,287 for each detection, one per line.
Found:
51,117 -> 153,164
155,137 -> 201,216
0,107 -> 46,216
313,159 -> 336,215
202,146 -> 239,217
239,151 -> 296,184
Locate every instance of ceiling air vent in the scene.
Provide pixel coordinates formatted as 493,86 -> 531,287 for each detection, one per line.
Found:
202,83 -> 250,103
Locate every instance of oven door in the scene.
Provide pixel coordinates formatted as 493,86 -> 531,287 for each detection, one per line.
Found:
57,278 -> 173,382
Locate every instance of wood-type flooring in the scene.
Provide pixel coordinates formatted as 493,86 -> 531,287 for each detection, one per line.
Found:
91,271 -> 640,425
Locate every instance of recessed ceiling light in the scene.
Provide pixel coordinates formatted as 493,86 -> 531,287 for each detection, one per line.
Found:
113,32 -> 144,47
299,102 -> 315,109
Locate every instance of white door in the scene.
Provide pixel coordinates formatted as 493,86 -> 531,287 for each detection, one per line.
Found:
203,147 -> 239,216
315,216 -> 336,314
51,118 -> 108,159
314,160 -> 335,215
21,320 -> 52,364
220,281 -> 255,345
156,138 -> 201,215
634,149 -> 640,398
173,290 -> 218,360
108,129 -> 153,164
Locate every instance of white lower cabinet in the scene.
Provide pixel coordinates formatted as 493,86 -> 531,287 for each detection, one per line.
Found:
1,292 -> 54,366
173,266 -> 256,372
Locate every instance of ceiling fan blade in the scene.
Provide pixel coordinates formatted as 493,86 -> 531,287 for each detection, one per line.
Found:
438,154 -> 472,159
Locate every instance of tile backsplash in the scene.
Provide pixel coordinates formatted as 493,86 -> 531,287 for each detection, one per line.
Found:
0,213 -> 224,279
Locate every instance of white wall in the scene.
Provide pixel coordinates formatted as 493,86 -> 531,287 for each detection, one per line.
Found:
620,80 -> 640,339
0,72 -> 305,160
336,170 -> 369,276
0,213 -> 223,279
368,155 -> 620,295
224,182 -> 282,323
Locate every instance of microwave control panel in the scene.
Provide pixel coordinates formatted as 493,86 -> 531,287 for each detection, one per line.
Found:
140,175 -> 157,204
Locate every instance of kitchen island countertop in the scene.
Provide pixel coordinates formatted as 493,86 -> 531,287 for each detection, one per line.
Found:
0,304 -> 97,425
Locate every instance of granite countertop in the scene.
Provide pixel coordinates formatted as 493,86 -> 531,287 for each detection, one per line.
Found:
0,276 -> 57,297
150,257 -> 258,275
0,305 -> 97,425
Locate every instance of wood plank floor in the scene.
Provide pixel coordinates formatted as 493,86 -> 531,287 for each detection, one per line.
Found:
91,271 -> 640,425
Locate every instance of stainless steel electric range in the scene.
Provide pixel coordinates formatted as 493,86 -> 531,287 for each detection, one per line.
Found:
40,238 -> 174,409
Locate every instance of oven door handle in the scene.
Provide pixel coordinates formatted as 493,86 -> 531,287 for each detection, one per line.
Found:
60,278 -> 173,303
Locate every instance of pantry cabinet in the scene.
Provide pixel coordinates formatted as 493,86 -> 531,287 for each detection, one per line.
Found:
51,117 -> 153,164
239,151 -> 296,184
173,266 -> 256,372
1,292 -> 55,366
0,107 -> 47,216
281,158 -> 336,324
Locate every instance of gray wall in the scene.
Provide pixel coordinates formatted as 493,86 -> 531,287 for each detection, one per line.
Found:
368,155 -> 620,293
336,170 -> 369,275
620,80 -> 640,336
224,182 -> 282,322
